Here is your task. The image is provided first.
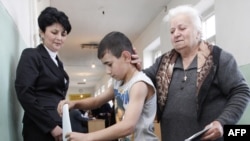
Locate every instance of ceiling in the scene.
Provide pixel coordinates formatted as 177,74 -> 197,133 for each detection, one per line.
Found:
50,0 -> 169,93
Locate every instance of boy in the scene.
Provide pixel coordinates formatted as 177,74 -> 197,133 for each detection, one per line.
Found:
57,31 -> 158,141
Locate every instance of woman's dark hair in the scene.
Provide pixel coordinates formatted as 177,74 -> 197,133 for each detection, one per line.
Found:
97,31 -> 135,59
38,7 -> 71,34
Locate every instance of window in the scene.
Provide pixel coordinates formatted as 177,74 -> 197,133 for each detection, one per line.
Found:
143,37 -> 161,69
202,14 -> 216,44
154,50 -> 162,62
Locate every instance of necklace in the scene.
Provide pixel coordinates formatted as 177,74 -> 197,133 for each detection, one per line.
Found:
183,70 -> 187,81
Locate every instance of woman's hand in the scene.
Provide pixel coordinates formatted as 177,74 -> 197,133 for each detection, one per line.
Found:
57,100 -> 74,117
51,125 -> 63,141
131,48 -> 142,71
201,121 -> 223,141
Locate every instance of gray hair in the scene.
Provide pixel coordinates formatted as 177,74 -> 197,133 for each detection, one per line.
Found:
165,5 -> 202,34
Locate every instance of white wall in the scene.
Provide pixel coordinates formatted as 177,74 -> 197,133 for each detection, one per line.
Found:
215,0 -> 250,66
0,0 -> 37,47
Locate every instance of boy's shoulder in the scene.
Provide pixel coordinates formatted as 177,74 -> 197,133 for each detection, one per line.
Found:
113,71 -> 154,89
129,71 -> 155,88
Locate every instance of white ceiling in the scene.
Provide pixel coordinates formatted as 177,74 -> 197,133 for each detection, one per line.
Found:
50,0 -> 169,93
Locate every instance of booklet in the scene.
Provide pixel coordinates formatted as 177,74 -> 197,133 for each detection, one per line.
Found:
184,124 -> 212,141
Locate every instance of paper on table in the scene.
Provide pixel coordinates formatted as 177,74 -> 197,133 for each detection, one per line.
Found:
63,104 -> 72,141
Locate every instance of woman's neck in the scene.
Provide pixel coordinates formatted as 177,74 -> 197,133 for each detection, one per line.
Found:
181,42 -> 203,70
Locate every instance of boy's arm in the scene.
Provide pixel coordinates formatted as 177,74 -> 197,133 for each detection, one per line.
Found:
57,86 -> 114,116
79,81 -> 149,140
74,86 -> 114,110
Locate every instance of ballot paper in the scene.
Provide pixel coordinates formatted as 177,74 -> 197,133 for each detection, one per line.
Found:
63,104 -> 72,141
184,124 -> 212,141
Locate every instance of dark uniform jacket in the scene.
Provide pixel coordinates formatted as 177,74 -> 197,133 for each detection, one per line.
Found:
15,44 -> 69,141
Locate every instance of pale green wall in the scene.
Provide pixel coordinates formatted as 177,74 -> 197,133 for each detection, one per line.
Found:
0,2 -> 25,141
238,64 -> 250,124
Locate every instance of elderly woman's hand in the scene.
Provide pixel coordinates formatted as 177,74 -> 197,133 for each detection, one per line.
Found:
131,48 -> 142,71
201,121 -> 223,141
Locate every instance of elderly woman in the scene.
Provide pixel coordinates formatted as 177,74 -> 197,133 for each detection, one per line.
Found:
133,5 -> 250,141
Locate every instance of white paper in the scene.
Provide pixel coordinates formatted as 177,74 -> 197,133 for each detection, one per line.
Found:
63,104 -> 72,141
184,124 -> 212,141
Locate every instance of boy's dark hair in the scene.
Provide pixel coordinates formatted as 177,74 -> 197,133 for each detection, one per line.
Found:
97,31 -> 135,59
38,7 -> 71,34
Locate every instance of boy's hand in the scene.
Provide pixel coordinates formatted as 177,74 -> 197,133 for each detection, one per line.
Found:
57,100 -> 73,117
66,132 -> 89,141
